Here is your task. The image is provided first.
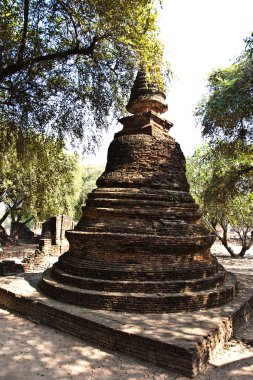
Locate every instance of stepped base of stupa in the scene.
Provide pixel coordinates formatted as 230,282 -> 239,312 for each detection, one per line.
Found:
0,271 -> 251,377
41,264 -> 237,313
40,186 -> 237,313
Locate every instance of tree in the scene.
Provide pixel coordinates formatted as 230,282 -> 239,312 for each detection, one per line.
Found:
0,0 -> 168,151
186,144 -> 253,258
74,165 -> 104,220
195,33 -> 253,147
195,33 -> 253,193
0,128 -> 79,243
193,34 -> 253,258
226,193 -> 253,258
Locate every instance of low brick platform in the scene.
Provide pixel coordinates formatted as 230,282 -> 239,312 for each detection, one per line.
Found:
0,272 -> 252,377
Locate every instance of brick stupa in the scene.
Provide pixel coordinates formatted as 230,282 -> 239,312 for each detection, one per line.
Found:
41,71 -> 237,313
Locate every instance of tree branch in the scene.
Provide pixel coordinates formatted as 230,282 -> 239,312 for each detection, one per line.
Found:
236,165 -> 253,176
58,1 -> 79,47
18,0 -> 30,63
0,51 -> 3,72
0,34 -> 110,81
0,210 -> 10,226
23,215 -> 34,225
205,217 -> 237,257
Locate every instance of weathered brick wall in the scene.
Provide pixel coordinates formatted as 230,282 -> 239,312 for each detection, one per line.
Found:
40,110 -> 237,312
39,215 -> 73,255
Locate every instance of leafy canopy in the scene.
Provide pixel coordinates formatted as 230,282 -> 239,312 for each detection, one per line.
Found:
187,143 -> 252,220
0,0 -> 167,151
195,33 -> 253,146
74,165 -> 104,220
186,144 -> 253,257
0,128 -> 79,225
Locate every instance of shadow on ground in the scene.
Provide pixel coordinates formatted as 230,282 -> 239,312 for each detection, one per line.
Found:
0,307 -> 178,380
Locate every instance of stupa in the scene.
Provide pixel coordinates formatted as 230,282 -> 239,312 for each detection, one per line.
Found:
41,71 -> 237,313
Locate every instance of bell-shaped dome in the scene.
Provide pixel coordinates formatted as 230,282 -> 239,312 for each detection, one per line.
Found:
126,70 -> 168,115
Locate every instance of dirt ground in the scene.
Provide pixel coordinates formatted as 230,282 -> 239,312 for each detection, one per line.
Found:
0,242 -> 253,380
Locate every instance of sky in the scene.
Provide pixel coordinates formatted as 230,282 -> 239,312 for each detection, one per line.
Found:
86,0 -> 253,165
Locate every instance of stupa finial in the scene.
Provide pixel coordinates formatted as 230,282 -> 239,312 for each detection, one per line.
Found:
126,70 -> 168,115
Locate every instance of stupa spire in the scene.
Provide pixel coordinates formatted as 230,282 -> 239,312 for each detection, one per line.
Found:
126,70 -> 168,115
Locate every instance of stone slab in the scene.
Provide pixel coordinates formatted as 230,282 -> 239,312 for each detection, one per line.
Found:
0,272 -> 252,378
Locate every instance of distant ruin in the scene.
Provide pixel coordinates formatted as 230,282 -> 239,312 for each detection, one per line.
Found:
39,215 -> 74,256
0,215 -> 74,275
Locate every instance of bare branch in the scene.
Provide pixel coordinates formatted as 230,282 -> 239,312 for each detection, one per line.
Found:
23,215 -> 34,225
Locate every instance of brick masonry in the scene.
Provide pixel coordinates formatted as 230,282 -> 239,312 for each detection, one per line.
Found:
40,215 -> 74,256
40,71 -> 237,312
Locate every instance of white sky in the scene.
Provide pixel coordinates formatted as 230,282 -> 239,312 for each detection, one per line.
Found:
86,0 -> 253,165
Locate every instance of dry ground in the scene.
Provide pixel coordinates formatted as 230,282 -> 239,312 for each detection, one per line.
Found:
0,242 -> 253,380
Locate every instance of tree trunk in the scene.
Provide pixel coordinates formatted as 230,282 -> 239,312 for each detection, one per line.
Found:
238,246 -> 247,258
220,238 -> 237,258
0,225 -> 12,246
10,221 -> 20,240
218,222 -> 237,258
0,210 -> 10,225
238,231 -> 253,258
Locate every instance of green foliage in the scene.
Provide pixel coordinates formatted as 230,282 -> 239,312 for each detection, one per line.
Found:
0,128 -> 79,226
228,193 -> 253,234
185,143 -> 211,207
74,165 -> 104,220
195,33 -> 253,146
0,0 -> 167,151
193,33 -> 253,257
186,144 -> 253,258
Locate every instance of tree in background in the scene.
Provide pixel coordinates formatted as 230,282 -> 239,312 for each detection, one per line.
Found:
195,33 -> 252,191
0,0 -> 168,152
196,33 -> 253,147
186,144 -> 253,258
192,33 -> 253,258
74,165 -> 104,220
0,128 -> 79,243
